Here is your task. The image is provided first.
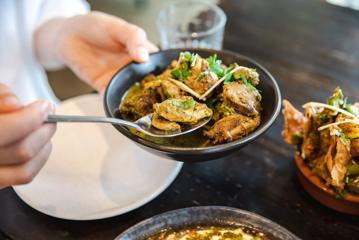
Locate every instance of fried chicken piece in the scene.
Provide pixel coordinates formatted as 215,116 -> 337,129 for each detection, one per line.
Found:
232,64 -> 260,86
281,100 -> 305,145
151,113 -> 181,131
183,58 -> 218,95
161,79 -> 185,98
153,96 -> 212,124
120,92 -> 158,119
222,82 -> 261,117
301,107 -> 320,159
204,114 -> 260,144
325,134 -> 351,190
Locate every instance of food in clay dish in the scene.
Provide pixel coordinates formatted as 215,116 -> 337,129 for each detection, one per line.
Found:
282,87 -> 359,196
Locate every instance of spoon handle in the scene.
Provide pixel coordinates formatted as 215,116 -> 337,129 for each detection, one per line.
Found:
46,115 -> 139,129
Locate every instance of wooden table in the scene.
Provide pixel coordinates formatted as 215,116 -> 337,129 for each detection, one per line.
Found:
1,0 -> 358,239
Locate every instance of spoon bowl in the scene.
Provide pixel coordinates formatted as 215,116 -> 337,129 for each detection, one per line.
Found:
46,114 -> 211,138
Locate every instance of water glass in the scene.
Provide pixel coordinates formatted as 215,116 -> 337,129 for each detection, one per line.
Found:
157,1 -> 227,50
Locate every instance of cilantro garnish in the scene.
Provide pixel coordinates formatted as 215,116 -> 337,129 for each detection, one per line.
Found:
195,71 -> 208,81
318,114 -> 329,122
171,98 -> 195,109
206,54 -> 224,77
170,68 -> 192,81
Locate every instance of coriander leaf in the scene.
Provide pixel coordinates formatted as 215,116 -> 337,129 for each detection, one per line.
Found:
171,98 -> 195,109
327,87 -> 344,108
181,51 -> 192,62
170,68 -> 192,81
243,79 -> 257,92
206,54 -> 224,77
195,71 -> 208,81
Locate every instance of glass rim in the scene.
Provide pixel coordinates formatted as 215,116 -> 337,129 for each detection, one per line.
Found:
156,0 -> 227,38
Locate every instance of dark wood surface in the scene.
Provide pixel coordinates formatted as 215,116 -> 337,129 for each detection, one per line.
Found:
1,0 -> 359,239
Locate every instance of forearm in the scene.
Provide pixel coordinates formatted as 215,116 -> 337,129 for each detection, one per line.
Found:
34,17 -> 68,70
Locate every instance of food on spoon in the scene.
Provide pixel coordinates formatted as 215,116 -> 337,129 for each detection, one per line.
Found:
119,51 -> 263,145
282,87 -> 359,195
151,113 -> 181,132
153,96 -> 212,124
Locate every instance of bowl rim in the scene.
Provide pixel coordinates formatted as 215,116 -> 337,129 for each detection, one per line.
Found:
104,48 -> 282,154
115,206 -> 299,240
294,154 -> 359,203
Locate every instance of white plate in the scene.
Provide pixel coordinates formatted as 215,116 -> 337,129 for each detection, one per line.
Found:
13,94 -> 182,220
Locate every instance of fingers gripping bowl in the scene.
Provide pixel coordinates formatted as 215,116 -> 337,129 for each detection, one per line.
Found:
104,49 -> 281,161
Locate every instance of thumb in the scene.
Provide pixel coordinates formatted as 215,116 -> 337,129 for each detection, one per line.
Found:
123,25 -> 150,62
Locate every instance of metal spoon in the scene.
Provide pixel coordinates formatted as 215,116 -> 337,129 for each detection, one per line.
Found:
46,114 -> 211,138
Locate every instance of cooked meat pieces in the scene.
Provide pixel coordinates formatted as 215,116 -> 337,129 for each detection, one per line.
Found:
120,92 -> 158,119
281,100 -> 305,145
143,79 -> 185,100
301,107 -> 321,159
204,114 -> 260,144
161,79 -> 185,98
232,65 -> 260,86
183,58 -> 218,95
151,113 -> 181,132
222,82 -> 261,117
153,96 -> 212,124
325,135 -> 351,190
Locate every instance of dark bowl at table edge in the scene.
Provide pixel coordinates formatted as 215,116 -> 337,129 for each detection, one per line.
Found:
114,206 -> 299,240
104,48 -> 282,162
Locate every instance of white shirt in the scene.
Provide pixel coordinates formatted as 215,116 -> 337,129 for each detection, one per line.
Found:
0,0 -> 90,104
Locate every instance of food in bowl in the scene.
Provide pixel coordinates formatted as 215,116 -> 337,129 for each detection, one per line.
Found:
282,87 -> 359,196
146,226 -> 269,240
119,51 -> 262,145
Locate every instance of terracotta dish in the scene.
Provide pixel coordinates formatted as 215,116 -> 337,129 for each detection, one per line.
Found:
295,155 -> 359,215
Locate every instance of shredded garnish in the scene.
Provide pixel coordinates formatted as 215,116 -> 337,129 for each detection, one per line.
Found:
318,119 -> 359,131
303,102 -> 358,119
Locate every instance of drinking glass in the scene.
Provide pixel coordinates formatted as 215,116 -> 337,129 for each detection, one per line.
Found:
157,1 -> 227,50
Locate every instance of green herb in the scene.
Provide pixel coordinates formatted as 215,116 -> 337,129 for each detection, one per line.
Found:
254,237 -> 262,240
222,66 -> 234,84
195,71 -> 208,81
318,114 -> 329,122
181,51 -> 192,62
170,68 -> 192,81
243,79 -> 257,92
339,131 -> 349,146
335,188 -> 349,198
171,98 -> 195,109
327,87 -> 344,109
206,54 -> 224,77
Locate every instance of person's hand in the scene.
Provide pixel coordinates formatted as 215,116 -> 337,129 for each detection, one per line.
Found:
35,12 -> 158,92
0,84 -> 56,189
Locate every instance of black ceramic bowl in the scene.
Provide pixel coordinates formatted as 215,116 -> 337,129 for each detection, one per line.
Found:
115,206 -> 299,240
104,48 -> 281,162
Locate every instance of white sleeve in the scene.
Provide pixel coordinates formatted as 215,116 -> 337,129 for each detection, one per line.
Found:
36,0 -> 90,27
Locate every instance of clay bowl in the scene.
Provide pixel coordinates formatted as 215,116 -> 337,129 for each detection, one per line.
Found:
294,155 -> 359,215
